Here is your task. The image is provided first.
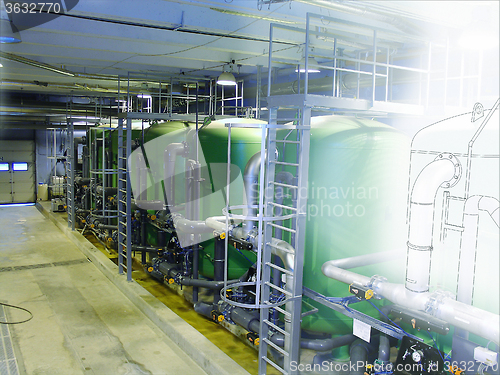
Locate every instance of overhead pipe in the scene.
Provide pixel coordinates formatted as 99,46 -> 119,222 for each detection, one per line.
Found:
457,195 -> 499,306
321,262 -> 500,344
405,154 -> 459,293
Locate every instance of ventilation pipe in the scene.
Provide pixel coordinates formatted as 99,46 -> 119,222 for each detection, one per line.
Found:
405,153 -> 461,293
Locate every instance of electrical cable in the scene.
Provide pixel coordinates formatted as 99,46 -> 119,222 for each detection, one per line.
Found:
427,331 -> 446,364
367,300 -> 412,337
95,3 -> 289,74
0,302 -> 33,324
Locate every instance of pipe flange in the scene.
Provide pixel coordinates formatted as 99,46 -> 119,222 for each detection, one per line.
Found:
435,152 -> 462,188
368,275 -> 387,295
424,290 -> 454,315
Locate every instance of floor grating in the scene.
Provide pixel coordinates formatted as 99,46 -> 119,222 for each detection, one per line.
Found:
0,258 -> 89,273
0,305 -> 19,375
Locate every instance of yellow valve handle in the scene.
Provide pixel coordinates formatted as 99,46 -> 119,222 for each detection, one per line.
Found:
148,267 -> 154,273
217,315 -> 224,322
365,289 -> 374,300
219,232 -> 226,239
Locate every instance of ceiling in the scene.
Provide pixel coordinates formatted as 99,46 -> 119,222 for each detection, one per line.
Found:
0,0 -> 498,128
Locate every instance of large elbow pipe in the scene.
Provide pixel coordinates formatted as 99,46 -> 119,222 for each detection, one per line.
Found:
269,238 -> 295,272
405,154 -> 460,293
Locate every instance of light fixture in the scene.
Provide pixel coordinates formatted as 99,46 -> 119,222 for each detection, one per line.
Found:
295,56 -> 320,73
217,64 -> 237,86
0,63 -> 3,68
0,18 -> 21,44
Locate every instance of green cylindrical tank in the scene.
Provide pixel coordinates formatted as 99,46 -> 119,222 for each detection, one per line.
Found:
134,116 -> 411,335
196,118 -> 265,279
291,115 -> 410,334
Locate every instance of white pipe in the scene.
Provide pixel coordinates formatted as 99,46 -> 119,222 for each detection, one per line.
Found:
163,143 -> 186,208
269,238 -> 295,272
204,216 -> 243,234
171,214 -> 213,234
406,157 -> 457,293
242,152 -> 262,236
329,249 -> 403,270
321,262 -> 500,345
457,195 -> 500,305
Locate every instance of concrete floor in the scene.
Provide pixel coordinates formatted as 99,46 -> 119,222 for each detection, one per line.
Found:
0,205 -> 208,375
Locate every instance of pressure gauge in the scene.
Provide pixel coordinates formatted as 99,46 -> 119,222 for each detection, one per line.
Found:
412,350 -> 424,362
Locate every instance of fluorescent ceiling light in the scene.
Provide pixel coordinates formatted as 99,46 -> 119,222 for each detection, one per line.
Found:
210,7 -> 296,25
217,71 -> 237,86
295,56 -> 321,73
137,94 -> 152,99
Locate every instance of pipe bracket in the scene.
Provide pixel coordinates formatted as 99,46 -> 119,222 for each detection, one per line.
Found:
407,241 -> 432,252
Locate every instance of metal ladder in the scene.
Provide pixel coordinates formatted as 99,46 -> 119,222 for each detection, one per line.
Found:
117,116 -> 132,281
258,104 -> 312,375
66,118 -> 75,231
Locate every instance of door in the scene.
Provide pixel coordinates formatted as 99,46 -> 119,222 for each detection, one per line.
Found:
0,141 -> 36,204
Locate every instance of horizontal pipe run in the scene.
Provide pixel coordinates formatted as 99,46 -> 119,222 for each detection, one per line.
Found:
131,245 -> 162,253
321,262 -> 500,345
171,214 -> 213,234
328,249 -> 403,270
228,307 -> 356,352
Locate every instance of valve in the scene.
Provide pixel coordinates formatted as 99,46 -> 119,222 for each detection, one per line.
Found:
349,284 -> 374,300
246,332 -> 259,346
211,310 -> 224,323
